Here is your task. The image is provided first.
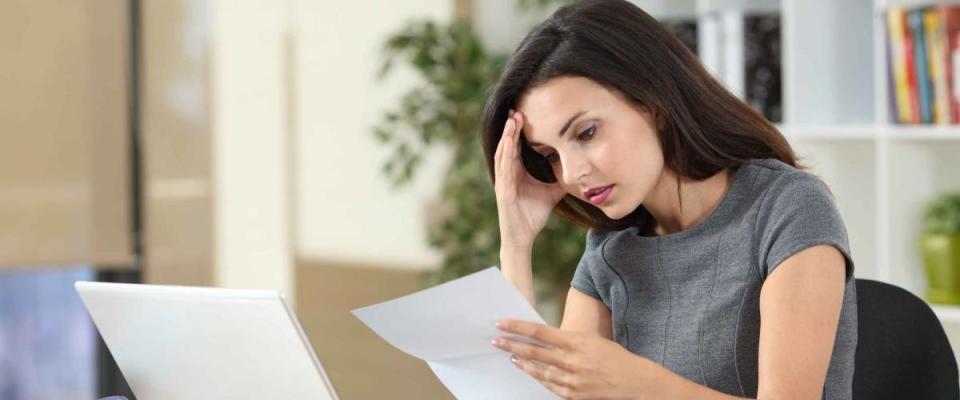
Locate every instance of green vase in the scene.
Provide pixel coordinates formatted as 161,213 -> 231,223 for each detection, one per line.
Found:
919,234 -> 960,304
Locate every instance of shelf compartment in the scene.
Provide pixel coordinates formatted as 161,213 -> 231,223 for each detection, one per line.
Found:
884,141 -> 960,294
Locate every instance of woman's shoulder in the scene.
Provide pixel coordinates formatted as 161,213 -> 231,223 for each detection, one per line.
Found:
745,159 -> 847,245
742,158 -> 833,203
745,159 -> 853,280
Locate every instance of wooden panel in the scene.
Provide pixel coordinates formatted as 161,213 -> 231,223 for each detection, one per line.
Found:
0,0 -> 131,268
296,260 -> 454,399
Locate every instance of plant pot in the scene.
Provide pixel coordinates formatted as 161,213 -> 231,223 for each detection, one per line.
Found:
919,234 -> 960,304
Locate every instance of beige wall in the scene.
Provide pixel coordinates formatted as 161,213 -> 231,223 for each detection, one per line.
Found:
293,0 -> 452,271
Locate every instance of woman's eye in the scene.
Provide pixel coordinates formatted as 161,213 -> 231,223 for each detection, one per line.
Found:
577,125 -> 597,141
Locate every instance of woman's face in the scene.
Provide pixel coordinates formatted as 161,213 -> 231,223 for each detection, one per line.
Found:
517,76 -> 665,220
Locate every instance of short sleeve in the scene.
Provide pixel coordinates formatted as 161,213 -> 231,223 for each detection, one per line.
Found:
570,229 -> 607,301
756,172 -> 855,283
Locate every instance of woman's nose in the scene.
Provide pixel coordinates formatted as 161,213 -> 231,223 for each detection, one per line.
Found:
559,156 -> 590,186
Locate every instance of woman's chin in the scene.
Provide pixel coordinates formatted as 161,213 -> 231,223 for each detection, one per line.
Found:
599,205 -> 629,220
597,198 -> 645,221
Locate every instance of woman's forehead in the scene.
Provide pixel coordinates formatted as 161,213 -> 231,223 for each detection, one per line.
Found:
518,77 -> 614,143
519,77 -> 607,112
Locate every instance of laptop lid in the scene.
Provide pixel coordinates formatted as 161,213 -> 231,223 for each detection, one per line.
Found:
75,281 -> 339,400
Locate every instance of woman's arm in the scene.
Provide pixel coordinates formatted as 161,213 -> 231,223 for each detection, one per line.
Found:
560,287 -> 613,339
500,246 -> 537,308
493,109 -> 567,309
756,244 -> 847,400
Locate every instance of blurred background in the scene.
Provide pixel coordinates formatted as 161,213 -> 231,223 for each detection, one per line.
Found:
2,0 -> 960,399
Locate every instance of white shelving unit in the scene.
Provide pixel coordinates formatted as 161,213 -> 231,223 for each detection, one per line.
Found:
637,0 -> 960,355
782,0 -> 960,329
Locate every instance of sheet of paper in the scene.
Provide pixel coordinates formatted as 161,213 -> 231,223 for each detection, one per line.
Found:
352,267 -> 558,399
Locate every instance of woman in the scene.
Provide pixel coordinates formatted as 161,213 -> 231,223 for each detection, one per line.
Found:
482,1 -> 856,399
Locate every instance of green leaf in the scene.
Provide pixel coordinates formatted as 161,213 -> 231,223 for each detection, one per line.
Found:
923,192 -> 960,235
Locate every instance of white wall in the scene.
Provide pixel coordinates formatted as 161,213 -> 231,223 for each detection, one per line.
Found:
294,0 -> 453,270
211,0 -> 292,294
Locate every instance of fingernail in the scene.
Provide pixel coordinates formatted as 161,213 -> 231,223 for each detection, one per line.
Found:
510,355 -> 519,364
495,321 -> 505,329
491,338 -> 501,348
508,109 -> 515,117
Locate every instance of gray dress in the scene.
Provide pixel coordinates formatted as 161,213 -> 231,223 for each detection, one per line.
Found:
571,158 -> 857,399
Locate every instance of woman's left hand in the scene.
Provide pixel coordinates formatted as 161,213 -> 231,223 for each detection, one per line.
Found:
492,320 -> 657,399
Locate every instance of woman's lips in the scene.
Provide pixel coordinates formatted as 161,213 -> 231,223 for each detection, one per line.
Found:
587,185 -> 614,205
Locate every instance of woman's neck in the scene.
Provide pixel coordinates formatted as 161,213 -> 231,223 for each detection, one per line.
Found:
641,167 -> 734,236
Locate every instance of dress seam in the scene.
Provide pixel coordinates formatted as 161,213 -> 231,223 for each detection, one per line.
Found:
733,284 -> 749,397
600,234 -> 630,344
657,237 -> 671,366
699,236 -> 724,387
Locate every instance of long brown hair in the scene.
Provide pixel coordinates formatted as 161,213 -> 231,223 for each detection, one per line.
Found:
481,0 -> 799,232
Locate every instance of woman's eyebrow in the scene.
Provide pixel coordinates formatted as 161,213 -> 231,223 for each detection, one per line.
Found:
527,110 -> 586,147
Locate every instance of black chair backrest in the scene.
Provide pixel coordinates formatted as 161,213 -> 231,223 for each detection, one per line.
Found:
854,279 -> 959,400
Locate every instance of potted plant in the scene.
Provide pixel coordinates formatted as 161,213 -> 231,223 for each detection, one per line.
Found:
919,191 -> 960,304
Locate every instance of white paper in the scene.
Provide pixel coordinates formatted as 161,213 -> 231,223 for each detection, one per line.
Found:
351,267 -> 558,399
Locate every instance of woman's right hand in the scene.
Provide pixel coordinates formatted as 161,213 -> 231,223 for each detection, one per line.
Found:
494,110 -> 567,250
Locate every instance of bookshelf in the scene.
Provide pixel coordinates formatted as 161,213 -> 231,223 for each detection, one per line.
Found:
637,0 -> 960,350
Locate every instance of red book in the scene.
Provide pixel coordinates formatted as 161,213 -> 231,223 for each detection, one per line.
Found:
902,10 -> 921,123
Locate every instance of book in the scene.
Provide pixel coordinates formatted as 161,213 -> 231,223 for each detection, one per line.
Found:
924,8 -> 950,124
939,5 -> 960,123
665,14 -> 782,123
885,15 -> 899,123
888,8 -> 914,123
910,9 -> 934,124
744,14 -> 782,123
887,5 -> 960,124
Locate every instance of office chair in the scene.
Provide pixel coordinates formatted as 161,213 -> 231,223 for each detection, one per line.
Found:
853,279 -> 960,399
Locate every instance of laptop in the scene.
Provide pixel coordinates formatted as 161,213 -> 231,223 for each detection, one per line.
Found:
75,281 -> 340,400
